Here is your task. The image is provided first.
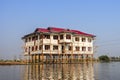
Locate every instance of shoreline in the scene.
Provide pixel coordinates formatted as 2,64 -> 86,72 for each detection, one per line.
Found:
0,62 -> 27,65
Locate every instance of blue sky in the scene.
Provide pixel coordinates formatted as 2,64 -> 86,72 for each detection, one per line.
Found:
0,0 -> 120,59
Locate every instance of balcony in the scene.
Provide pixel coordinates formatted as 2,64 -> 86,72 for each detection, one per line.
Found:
59,39 -> 72,43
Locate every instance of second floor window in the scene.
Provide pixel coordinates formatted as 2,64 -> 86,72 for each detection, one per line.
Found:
68,46 -> 72,50
53,45 -> 58,50
39,45 -> 42,50
32,46 -> 34,51
45,45 -> 50,50
88,47 -> 92,51
35,46 -> 38,51
25,47 -> 27,52
76,46 -> 80,51
82,47 -> 86,51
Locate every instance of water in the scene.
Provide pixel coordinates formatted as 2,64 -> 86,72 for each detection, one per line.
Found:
0,62 -> 120,80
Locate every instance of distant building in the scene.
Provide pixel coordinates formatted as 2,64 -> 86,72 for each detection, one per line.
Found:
22,27 -> 96,63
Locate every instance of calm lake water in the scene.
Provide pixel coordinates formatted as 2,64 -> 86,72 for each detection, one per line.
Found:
0,62 -> 120,80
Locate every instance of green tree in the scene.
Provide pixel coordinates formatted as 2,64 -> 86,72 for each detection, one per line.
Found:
99,55 -> 110,62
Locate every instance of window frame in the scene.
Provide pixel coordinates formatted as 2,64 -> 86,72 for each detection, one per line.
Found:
53,35 -> 58,40
66,34 -> 71,39
53,45 -> 58,50
68,46 -> 72,51
75,46 -> 80,51
45,45 -> 50,50
39,45 -> 42,50
60,34 -> 63,39
88,38 -> 92,42
88,47 -> 92,51
29,37 -> 31,42
82,38 -> 86,42
82,47 -> 86,51
75,37 -> 79,41
35,46 -> 38,51
44,34 -> 50,39
32,46 -> 34,51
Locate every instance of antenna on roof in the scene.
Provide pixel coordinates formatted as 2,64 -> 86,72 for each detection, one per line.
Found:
67,28 -> 70,31
48,27 -> 51,30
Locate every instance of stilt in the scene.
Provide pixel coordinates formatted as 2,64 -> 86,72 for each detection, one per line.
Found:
38,54 -> 40,63
41,53 -> 44,62
31,54 -> 33,63
91,54 -> 93,61
59,54 -> 61,63
81,54 -> 83,62
66,54 -> 68,63
35,54 -> 36,63
86,54 -> 88,62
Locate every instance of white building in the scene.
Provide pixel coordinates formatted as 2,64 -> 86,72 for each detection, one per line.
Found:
22,27 -> 95,63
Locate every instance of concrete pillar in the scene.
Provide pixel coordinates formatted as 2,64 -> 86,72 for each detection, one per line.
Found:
38,54 -> 40,62
31,54 -> 33,63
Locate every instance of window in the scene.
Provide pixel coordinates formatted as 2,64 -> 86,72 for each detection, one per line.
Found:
82,47 -> 86,51
75,37 -> 79,41
35,36 -> 38,40
35,46 -> 38,51
25,47 -> 27,52
32,46 -> 34,51
32,36 -> 35,41
60,35 -> 63,39
32,36 -> 38,41
53,35 -> 58,39
88,47 -> 92,51
53,45 -> 58,50
29,37 -> 31,42
44,34 -> 50,39
45,45 -> 50,50
68,46 -> 72,50
39,45 -> 42,50
66,34 -> 71,39
76,46 -> 80,51
88,38 -> 92,42
82,38 -> 86,42
39,35 -> 43,39
28,47 -> 31,52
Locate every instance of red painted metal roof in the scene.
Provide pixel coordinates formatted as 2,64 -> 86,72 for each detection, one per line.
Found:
70,30 -> 95,36
49,27 -> 66,32
35,28 -> 49,32
35,27 -> 95,37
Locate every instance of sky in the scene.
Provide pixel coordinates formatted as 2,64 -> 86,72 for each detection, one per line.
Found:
0,0 -> 120,59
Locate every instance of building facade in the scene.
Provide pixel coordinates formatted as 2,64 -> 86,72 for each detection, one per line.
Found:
22,27 -> 95,63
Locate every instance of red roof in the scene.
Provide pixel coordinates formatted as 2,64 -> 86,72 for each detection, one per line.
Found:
35,28 -> 49,32
70,30 -> 95,36
34,27 -> 95,37
49,27 -> 66,32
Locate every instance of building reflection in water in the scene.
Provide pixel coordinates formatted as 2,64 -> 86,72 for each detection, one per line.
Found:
24,62 -> 94,80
